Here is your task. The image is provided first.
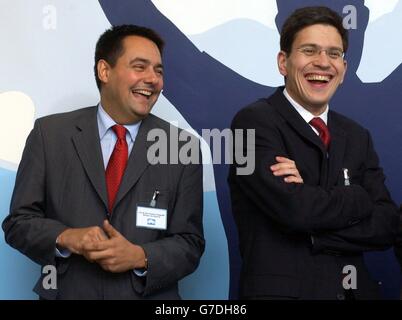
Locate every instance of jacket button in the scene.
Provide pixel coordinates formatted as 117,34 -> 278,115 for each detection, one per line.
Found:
337,293 -> 345,300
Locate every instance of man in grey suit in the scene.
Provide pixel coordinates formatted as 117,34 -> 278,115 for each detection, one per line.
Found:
2,25 -> 204,299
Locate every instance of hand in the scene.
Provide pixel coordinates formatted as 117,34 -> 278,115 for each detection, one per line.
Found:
83,220 -> 146,273
56,226 -> 108,255
270,156 -> 304,184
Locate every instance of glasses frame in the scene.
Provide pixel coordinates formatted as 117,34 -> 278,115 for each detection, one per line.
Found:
296,45 -> 345,60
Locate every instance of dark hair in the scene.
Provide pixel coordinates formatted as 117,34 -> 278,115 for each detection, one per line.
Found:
94,24 -> 164,90
280,6 -> 348,55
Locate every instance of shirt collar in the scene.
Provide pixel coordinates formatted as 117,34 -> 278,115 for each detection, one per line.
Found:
283,88 -> 328,125
97,103 -> 142,141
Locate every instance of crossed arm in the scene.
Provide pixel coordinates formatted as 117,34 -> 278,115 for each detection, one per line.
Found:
270,156 -> 304,184
266,155 -> 398,254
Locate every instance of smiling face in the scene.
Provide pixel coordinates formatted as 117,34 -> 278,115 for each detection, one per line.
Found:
278,24 -> 347,115
98,35 -> 164,124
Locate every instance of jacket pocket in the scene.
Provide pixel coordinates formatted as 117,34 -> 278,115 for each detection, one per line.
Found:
241,273 -> 300,299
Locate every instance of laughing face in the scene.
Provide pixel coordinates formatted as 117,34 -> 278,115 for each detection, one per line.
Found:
278,24 -> 347,115
98,35 -> 164,124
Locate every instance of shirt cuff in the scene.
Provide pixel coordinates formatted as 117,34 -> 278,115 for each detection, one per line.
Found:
133,268 -> 147,277
55,245 -> 71,258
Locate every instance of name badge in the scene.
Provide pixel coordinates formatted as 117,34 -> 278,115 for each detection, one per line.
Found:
136,205 -> 167,230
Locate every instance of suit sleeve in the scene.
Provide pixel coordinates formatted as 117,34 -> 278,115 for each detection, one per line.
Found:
311,130 -> 399,254
133,143 -> 205,297
230,107 -> 374,234
2,119 -> 69,266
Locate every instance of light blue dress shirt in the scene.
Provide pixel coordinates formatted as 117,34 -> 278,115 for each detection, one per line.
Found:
97,103 -> 141,169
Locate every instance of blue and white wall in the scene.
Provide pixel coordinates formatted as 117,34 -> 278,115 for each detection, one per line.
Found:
1,0 -> 402,299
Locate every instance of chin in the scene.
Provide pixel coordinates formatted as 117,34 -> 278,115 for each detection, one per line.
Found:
133,109 -> 151,119
131,105 -> 151,114
308,94 -> 331,104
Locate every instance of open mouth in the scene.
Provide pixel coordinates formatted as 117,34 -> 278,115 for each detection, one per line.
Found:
305,74 -> 332,85
131,89 -> 153,99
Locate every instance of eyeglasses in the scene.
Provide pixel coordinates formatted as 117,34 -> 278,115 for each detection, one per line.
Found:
297,45 -> 344,60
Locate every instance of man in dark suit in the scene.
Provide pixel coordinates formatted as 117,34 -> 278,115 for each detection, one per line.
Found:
2,25 -> 204,299
228,6 -> 399,300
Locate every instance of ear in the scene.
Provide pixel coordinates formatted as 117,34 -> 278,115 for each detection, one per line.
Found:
97,59 -> 111,86
277,51 -> 288,77
340,59 -> 347,84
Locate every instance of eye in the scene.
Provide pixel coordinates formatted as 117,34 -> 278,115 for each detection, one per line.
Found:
155,68 -> 164,76
301,47 -> 316,56
328,50 -> 343,59
133,64 -> 145,71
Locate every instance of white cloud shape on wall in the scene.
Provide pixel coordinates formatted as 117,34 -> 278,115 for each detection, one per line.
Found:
365,0 -> 399,22
151,0 -> 400,35
0,91 -> 34,168
151,0 -> 278,34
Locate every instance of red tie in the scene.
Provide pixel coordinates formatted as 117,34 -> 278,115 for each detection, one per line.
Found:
106,125 -> 128,213
309,117 -> 331,150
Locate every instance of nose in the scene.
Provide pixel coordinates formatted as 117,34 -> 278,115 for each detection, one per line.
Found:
313,50 -> 331,68
143,68 -> 160,85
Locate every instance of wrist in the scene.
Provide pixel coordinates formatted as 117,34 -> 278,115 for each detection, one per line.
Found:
56,228 -> 73,252
56,231 -> 66,248
133,245 -> 147,269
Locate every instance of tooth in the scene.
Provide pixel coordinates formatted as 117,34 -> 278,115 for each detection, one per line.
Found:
306,74 -> 330,82
133,90 -> 152,96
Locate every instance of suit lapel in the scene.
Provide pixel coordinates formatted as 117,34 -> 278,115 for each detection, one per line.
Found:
327,112 -> 347,187
72,107 -> 108,210
270,88 -> 326,154
270,89 -> 346,186
113,115 -> 156,209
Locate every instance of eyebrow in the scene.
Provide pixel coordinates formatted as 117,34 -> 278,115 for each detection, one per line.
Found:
129,57 -> 164,69
299,43 -> 343,51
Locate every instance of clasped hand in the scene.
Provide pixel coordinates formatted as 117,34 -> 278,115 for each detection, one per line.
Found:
57,220 -> 146,273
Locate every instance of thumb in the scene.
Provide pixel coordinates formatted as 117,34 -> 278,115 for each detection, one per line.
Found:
103,220 -> 120,238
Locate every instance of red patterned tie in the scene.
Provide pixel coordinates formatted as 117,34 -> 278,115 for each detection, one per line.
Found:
106,125 -> 128,213
309,117 -> 331,150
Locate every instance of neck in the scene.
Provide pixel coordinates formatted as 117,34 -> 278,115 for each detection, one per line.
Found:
283,88 -> 328,116
302,105 -> 327,117
100,97 -> 141,125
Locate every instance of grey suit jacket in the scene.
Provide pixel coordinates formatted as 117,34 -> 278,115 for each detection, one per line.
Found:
2,106 -> 205,299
